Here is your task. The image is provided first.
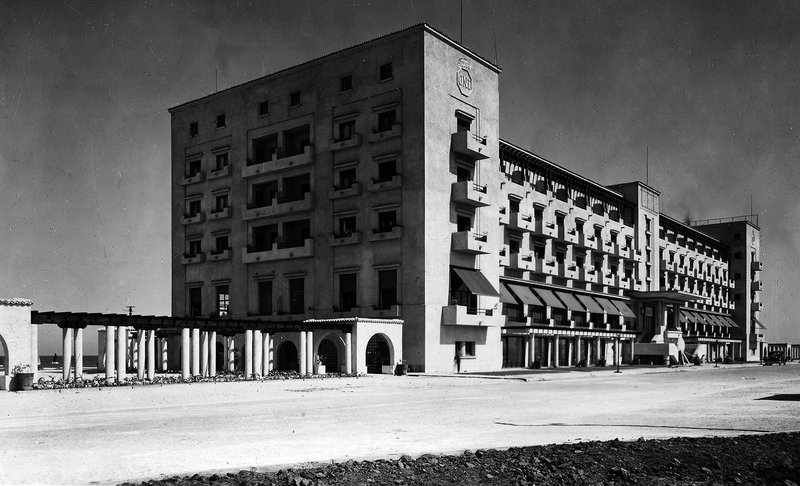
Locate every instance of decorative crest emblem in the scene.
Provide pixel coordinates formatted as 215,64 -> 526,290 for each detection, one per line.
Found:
456,58 -> 473,96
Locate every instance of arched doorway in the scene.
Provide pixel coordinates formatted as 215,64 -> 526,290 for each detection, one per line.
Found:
276,341 -> 298,372
0,334 -> 8,376
366,334 -> 391,374
318,339 -> 338,373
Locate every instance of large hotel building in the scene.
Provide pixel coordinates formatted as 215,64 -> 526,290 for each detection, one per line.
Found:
169,24 -> 765,374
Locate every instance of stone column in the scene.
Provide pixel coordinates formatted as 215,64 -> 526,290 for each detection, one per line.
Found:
629,339 -> 635,363
262,332 -> 271,375
200,331 -> 209,377
595,337 -> 602,364
105,325 -> 116,380
181,328 -> 190,380
136,330 -> 146,379
227,336 -> 236,372
62,327 -> 74,381
146,330 -> 156,380
575,337 -> 582,366
344,331 -> 352,374
673,303 -> 681,330
116,326 -> 127,382
74,327 -> 84,379
253,330 -> 263,377
244,330 -> 253,378
306,331 -> 314,373
299,331 -> 307,375
528,332 -> 536,368
160,338 -> 169,372
567,338 -> 573,366
209,331 -> 217,376
553,335 -> 560,367
191,328 -> 200,376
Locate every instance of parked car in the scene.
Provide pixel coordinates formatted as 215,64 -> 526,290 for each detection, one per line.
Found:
763,351 -> 787,366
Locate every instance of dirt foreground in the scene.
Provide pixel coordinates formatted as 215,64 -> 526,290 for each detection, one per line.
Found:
124,432 -> 800,486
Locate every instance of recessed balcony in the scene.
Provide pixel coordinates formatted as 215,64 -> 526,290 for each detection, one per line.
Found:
330,133 -> 362,151
207,165 -> 231,180
242,238 -> 314,263
508,212 -> 534,232
442,305 -> 501,326
182,213 -> 204,225
367,175 -> 402,192
450,130 -> 490,160
369,226 -> 403,242
509,253 -> 536,271
368,124 -> 402,143
329,232 -> 362,246
181,253 -> 205,265
242,145 -> 314,178
451,181 -> 490,207
452,231 -> 490,254
208,207 -> 231,221
242,193 -> 312,221
182,172 -> 204,185
752,261 -> 763,272
752,280 -> 763,291
328,182 -> 362,199
207,249 -> 232,262
752,301 -> 763,311
542,221 -> 557,239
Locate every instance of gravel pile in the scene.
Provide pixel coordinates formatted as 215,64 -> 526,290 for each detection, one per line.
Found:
124,432 -> 800,486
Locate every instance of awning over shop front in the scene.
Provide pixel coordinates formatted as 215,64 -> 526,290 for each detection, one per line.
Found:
595,297 -> 620,315
576,294 -> 604,314
452,267 -> 499,297
707,314 -> 727,327
723,316 -> 739,328
753,316 -> 766,329
500,283 -> 517,304
679,310 -> 690,324
611,300 -> 637,319
532,288 -> 565,309
508,284 -> 543,306
554,291 -> 585,313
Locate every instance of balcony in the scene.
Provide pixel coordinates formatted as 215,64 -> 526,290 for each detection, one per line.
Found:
499,206 -> 509,226
450,130 -> 490,160
752,261 -> 763,272
368,175 -> 402,192
182,212 -> 204,225
207,165 -> 231,180
752,301 -> 763,311
509,253 -> 536,271
330,133 -> 362,151
452,231 -> 490,254
207,249 -> 232,262
369,226 -> 403,242
728,279 -> 736,288
499,247 -> 510,267
182,171 -> 204,185
242,193 -> 312,221
563,227 -> 579,244
329,182 -> 362,200
242,238 -> 314,263
181,252 -> 205,265
508,212 -> 534,232
208,207 -> 231,221
451,181 -> 490,207
579,234 -> 597,250
542,221 -> 557,238
442,305 -> 501,327
242,145 -> 314,178
368,124 -> 402,143
752,280 -> 763,291
329,231 -> 362,246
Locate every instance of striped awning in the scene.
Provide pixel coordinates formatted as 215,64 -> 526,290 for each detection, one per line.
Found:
508,284 -> 543,306
555,291 -> 585,313
500,283 -> 517,304
576,294 -> 604,314
724,316 -> 739,328
611,300 -> 636,319
679,310 -> 690,324
689,311 -> 707,325
532,288 -> 565,309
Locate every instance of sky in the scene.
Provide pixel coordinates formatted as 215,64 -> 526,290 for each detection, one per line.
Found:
1,0 -> 798,352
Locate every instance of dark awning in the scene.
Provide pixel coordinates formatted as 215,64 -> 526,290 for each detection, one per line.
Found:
595,297 -> 620,315
679,310 -> 689,324
752,316 -> 765,329
500,283 -> 517,304
532,288 -> 565,309
611,300 -> 637,319
689,311 -> 706,325
723,316 -> 738,328
555,291 -> 585,313
452,267 -> 499,297
508,284 -> 543,306
576,294 -> 604,314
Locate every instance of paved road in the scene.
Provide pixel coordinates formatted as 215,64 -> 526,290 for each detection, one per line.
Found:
1,364 -> 798,485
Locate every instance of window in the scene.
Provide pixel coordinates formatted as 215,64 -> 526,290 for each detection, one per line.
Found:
340,75 -> 352,92
377,210 -> 397,233
377,159 -> 397,182
216,114 -> 226,129
252,224 -> 278,251
215,285 -> 229,317
214,234 -> 229,253
186,199 -> 201,217
252,134 -> 278,163
555,249 -> 565,264
534,245 -> 545,260
187,239 -> 201,257
189,122 -> 199,137
337,120 -> 355,141
186,158 -> 201,177
258,100 -> 269,116
289,91 -> 301,107
509,238 -> 520,254
509,198 -> 520,213
258,281 -> 273,315
456,114 -> 472,132
456,162 -> 473,182
214,193 -> 229,212
377,269 -> 398,309
556,215 -> 565,229
456,214 -> 471,232
456,341 -> 476,357
377,110 -> 396,132
188,287 -> 202,317
289,278 -> 304,314
337,168 -> 357,189
337,215 -> 357,237
379,63 -> 393,81
215,153 -> 229,170
339,273 -> 357,311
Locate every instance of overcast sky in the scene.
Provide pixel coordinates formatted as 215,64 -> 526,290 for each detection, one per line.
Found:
2,0 -> 798,352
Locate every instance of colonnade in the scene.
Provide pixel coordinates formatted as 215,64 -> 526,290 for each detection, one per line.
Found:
523,332 -> 634,368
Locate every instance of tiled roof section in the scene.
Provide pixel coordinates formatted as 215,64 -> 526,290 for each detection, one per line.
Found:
168,23 -> 500,112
